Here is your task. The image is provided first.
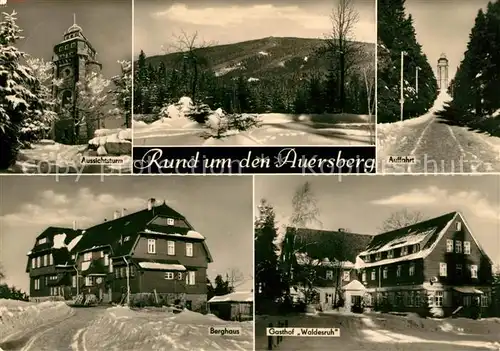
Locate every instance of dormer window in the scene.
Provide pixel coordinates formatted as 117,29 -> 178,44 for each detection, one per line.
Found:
365,255 -> 371,262
375,252 -> 381,261
401,246 -> 408,256
37,238 -> 47,245
167,218 -> 175,226
387,250 -> 394,259
413,244 -> 420,253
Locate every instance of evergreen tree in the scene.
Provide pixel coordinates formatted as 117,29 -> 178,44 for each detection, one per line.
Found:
0,12 -> 46,170
377,0 -> 438,123
213,274 -> 232,296
254,199 -> 282,312
110,60 -> 132,128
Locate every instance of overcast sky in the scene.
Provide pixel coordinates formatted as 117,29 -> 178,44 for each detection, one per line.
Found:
2,0 -> 132,78
134,0 -> 376,56
406,0 -> 491,81
0,176 -> 253,293
255,175 -> 500,268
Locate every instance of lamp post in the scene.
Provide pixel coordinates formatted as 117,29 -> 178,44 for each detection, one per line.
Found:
416,66 -> 421,96
400,51 -> 407,122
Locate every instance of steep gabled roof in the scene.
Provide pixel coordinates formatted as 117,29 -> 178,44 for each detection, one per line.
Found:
72,202 -> 186,255
362,212 -> 457,255
25,227 -> 83,272
288,227 -> 373,263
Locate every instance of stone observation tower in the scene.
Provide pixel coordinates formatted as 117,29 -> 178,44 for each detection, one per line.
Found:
437,53 -> 449,92
52,15 -> 102,143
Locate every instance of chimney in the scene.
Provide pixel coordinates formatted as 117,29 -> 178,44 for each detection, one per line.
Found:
121,208 -> 127,217
113,211 -> 120,220
147,198 -> 156,211
73,220 -> 77,230
338,228 -> 345,232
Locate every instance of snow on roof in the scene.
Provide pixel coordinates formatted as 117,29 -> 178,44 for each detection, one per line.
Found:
360,227 -> 438,255
67,235 -> 83,252
81,261 -> 91,271
343,280 -> 366,291
208,291 -> 253,303
142,228 -> 205,240
52,233 -> 67,249
27,251 -> 32,255
295,253 -> 353,268
138,262 -> 186,271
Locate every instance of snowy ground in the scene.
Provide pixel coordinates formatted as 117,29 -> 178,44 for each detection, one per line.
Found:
0,299 -> 73,344
256,312 -> 500,351
7,128 -> 132,174
133,97 -> 375,146
377,91 -> 500,173
84,306 -> 253,351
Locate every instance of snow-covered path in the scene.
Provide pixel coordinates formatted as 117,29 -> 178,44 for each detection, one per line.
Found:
377,92 -> 500,173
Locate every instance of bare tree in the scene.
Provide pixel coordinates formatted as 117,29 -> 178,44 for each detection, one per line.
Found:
0,264 -> 5,281
167,30 -> 215,103
326,0 -> 360,112
363,63 -> 376,144
226,268 -> 245,290
379,209 -> 426,233
281,181 -> 323,300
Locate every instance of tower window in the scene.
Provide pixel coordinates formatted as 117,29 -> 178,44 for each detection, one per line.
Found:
61,90 -> 72,107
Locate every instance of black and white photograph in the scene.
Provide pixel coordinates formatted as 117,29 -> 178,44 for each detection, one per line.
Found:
0,0 -> 132,174
377,0 -> 500,173
132,0 -> 376,146
0,176 -> 253,350
254,175 -> 500,350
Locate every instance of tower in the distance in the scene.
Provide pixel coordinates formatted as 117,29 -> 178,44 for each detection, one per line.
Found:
52,15 -> 102,143
437,53 -> 449,92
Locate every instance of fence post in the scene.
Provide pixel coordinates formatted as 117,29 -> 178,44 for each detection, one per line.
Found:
277,321 -> 282,344
267,323 -> 273,350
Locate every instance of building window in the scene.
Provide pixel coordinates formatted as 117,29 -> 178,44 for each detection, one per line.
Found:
31,258 -> 36,269
187,271 -> 196,285
412,244 -> 420,253
121,267 -> 127,277
371,270 -> 376,281
464,241 -> 471,255
115,268 -> 120,278
49,254 -> 53,266
34,279 -> 40,290
177,272 -> 183,280
365,255 -> 371,263
415,291 -> 421,307
185,243 -> 193,257
456,222 -> 462,231
481,295 -> 488,307
167,241 -> 175,255
164,272 -> 174,280
343,271 -> 350,282
464,295 -> 472,306
83,252 -> 92,261
446,239 -> 453,252
167,218 -> 175,225
104,254 -> 109,266
375,252 -> 381,261
383,267 -> 388,279
326,270 -> 333,280
409,263 -> 415,276
387,250 -> 394,259
109,260 -> 113,273
470,264 -> 478,278
435,291 -> 443,307
85,276 -> 93,286
71,254 -> 76,260
456,264 -> 463,277
130,266 -> 135,277
401,246 -> 408,256
147,239 -> 156,254
124,236 -> 130,242
455,240 -> 463,253
72,275 -> 77,288
439,262 -> 447,277
396,265 -> 402,277
362,271 -> 367,282
38,237 -> 47,245
100,251 -> 104,258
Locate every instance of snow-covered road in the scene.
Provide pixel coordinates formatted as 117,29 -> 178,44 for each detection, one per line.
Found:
377,93 -> 500,173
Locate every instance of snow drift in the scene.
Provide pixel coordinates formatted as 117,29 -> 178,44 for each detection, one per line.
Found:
0,299 -> 72,342
84,306 -> 253,351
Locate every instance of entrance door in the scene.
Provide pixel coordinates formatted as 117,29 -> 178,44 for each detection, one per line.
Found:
186,300 -> 192,310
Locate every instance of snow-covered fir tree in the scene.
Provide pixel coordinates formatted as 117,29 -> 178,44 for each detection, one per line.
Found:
0,11 -> 50,170
110,60 -> 132,128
